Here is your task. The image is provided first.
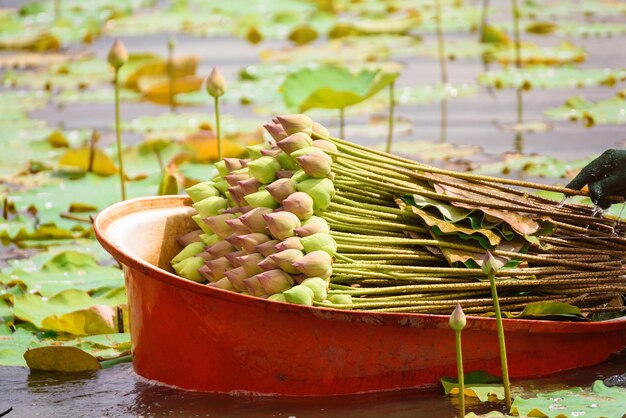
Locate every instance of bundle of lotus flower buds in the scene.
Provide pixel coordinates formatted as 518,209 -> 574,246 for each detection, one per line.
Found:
172,114 -> 626,316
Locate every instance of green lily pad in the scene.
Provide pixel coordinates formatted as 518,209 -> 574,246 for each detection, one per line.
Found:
479,66 -> 626,90
493,41 -> 586,65
440,371 -> 504,402
0,327 -> 39,366
560,22 -> 626,38
0,299 -> 13,324
514,301 -> 585,320
545,93 -> 626,126
474,154 -> 591,180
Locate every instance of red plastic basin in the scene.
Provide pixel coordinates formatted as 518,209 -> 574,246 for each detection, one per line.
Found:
94,196 -> 626,396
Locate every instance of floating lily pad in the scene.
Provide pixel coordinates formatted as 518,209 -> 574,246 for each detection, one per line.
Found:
473,154 -> 591,180
545,93 -> 626,126
0,327 -> 39,366
560,22 -> 626,38
494,41 -> 586,66
440,371 -> 504,402
479,66 -> 626,90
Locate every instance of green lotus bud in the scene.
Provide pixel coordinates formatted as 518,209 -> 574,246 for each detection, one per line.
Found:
312,139 -> 338,159
276,114 -> 314,135
269,249 -> 304,274
239,207 -> 273,233
282,284 -> 314,306
225,250 -> 247,266
238,232 -> 271,253
263,211 -> 301,240
482,251 -> 502,277
258,269 -> 295,294
248,156 -> 281,184
243,275 -> 267,297
268,293 -> 287,303
256,239 -> 280,257
317,265 -> 332,280
107,39 -> 128,69
206,240 -> 235,258
205,66 -> 227,98
246,143 -> 270,160
224,157 -> 245,172
266,178 -> 297,202
274,236 -> 303,252
283,191 -> 314,220
274,150 -> 299,171
173,256 -> 205,282
208,277 -> 236,291
238,177 -> 261,195
215,160 -> 229,177
327,294 -> 352,306
186,181 -> 220,203
204,255 -> 232,281
196,250 -> 213,262
301,277 -> 328,302
224,217 -> 251,235
171,241 -> 205,265
301,233 -> 337,256
449,303 -> 466,331
176,229 -> 202,247
263,123 -> 288,142
197,264 -> 213,281
244,190 -> 279,209
312,122 -> 330,137
200,233 -> 220,246
291,169 -> 311,183
290,146 -> 332,165
237,253 -> 264,276
193,214 -> 214,234
292,250 -> 332,277
214,179 -> 229,194
203,213 -> 235,238
193,196 -> 227,218
258,255 -> 279,271
296,153 -> 332,178
277,132 -> 313,154
294,216 -> 330,237
296,178 -> 335,210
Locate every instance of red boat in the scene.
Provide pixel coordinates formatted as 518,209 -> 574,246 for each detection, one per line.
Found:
94,196 -> 626,396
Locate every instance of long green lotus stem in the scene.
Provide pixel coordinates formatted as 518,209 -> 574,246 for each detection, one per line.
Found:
434,0 -> 448,85
214,96 -> 222,160
479,0 -> 490,42
339,107 -> 345,139
114,69 -> 126,201
168,36 -> 176,112
455,329 -> 465,417
488,271 -> 512,410
322,211 -> 427,233
87,129 -> 98,173
511,0 -> 522,70
385,80 -> 395,153
54,0 -> 61,22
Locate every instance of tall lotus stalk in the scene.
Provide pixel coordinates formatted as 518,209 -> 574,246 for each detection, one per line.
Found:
54,0 -> 61,22
339,107 -> 345,139
483,251 -> 512,410
168,36 -> 176,112
449,304 -> 466,417
206,67 -> 227,161
434,0 -> 448,143
108,39 -> 128,200
511,0 -> 523,149
479,0 -> 490,42
385,80 -> 395,154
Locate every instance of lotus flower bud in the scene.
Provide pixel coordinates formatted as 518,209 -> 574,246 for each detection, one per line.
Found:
301,277 -> 328,302
200,233 -> 220,246
238,177 -> 261,195
328,294 -> 352,306
316,265 -> 332,279
224,158 -> 245,172
176,229 -> 203,247
296,178 -> 335,210
208,277 -> 236,291
291,169 -> 311,183
225,250 -> 247,266
239,207 -> 273,233
203,213 -> 235,238
256,239 -> 280,257
205,66 -> 226,97
196,250 -> 214,261
186,181 -> 220,203
246,143 -> 270,160
482,251 -> 502,277
223,234 -> 241,250
214,179 -> 229,194
296,153 -> 332,178
206,240 -> 235,258
449,303 -> 466,331
258,256 -> 279,271
197,264 -> 213,281
290,146 -> 332,165
226,186 -> 247,208
265,178 -> 297,202
301,233 -> 337,256
224,267 -> 248,292
224,217 -> 251,235
276,114 -> 314,135
292,250 -> 332,277
243,275 -> 267,297
282,284 -> 314,306
268,293 -> 287,302
291,273 -> 308,284
225,172 -> 250,187
294,216 -> 330,237
277,132 -> 313,154
260,147 -> 282,158
248,156 -> 281,184
264,123 -> 288,142
171,241 -> 205,264
204,255 -> 232,280
107,39 -> 128,69
312,122 -> 330,137
277,170 -> 296,179
274,236 -> 303,252
237,253 -> 265,275
244,190 -> 279,209
172,256 -> 205,282
215,160 -> 229,177
269,249 -> 304,274
238,232 -> 271,253
258,269 -> 295,294
283,192 -> 314,220
274,150 -> 299,171
193,196 -> 227,218
312,139 -> 338,156
263,211 -> 301,240
192,214 -> 213,234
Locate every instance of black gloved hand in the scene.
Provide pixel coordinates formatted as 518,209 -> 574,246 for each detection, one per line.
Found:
565,149 -> 626,209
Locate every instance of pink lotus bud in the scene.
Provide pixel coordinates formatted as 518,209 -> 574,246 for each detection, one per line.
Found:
312,122 -> 330,137
224,267 -> 248,292
296,178 -> 335,210
225,172 -> 250,187
277,170 -> 296,179
277,132 -> 313,154
266,178 -> 297,202
276,114 -> 314,135
203,213 -> 236,238
482,251 -> 502,277
227,186 -> 247,208
258,256 -> 279,271
294,216 -> 330,237
223,206 -> 249,214
283,284 -> 314,305
224,250 -> 246,265
224,158 -> 245,172
283,192 -> 314,220
274,236 -> 303,252
238,177 -> 262,195
205,66 -> 227,98
185,181 -> 220,203
244,190 -> 279,209
243,275 -> 267,297
208,277 -> 236,291
263,123 -> 288,141
290,146 -> 332,165
301,233 -> 337,256
197,264 -> 213,282
269,249 -> 304,274
224,217 -> 251,235
224,234 -> 243,250
258,269 -> 295,294
176,229 -> 203,247
193,196 -> 228,218
256,239 -> 280,257
449,303 -> 466,331
206,241 -> 235,258
107,38 -> 128,69
301,277 -> 328,302
312,139 -> 338,155
237,253 -> 265,275
263,211 -> 301,240
204,256 -> 232,281
239,158 -> 250,167
238,233 -> 271,253
292,250 -> 333,277
291,273 -> 308,284
247,156 -> 281,184
239,207 -> 273,233
260,147 -> 282,158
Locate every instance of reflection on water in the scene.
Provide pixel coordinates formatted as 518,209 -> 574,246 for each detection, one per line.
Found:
1,351 -> 625,417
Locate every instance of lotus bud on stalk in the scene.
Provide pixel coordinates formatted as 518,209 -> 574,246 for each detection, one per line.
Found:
226,186 -> 247,208
301,233 -> 337,256
223,266 -> 248,286
186,181 -> 220,203
244,190 -> 279,209
449,303 -> 467,418
224,250 -> 247,266
296,152 -> 332,178
258,269 -> 295,294
225,218 -> 250,235
176,229 -> 203,247
276,114 -> 314,135
301,277 -> 328,302
193,196 -> 228,218
292,250 -> 333,277
208,277 -> 236,291
244,275 -> 267,297
282,284 -> 314,306
269,249 -> 304,274
275,236 -> 304,252
225,171 -> 250,187
283,192 -> 314,220
273,150 -> 299,171
224,234 -> 244,250
266,178 -> 297,202
328,294 -> 353,306
312,139 -> 338,158
268,293 -> 287,302
246,143 -> 270,160
260,147 -> 282,158
312,122 -> 330,137
224,158 -> 245,172
237,253 -> 265,276
263,123 -> 288,142
215,160 -> 228,177
108,38 -> 129,201
171,241 -> 205,264
238,232 -> 271,253
248,156 -> 281,184
277,170 -> 296,179
203,213 -> 236,238
206,240 -> 235,258
291,273 -> 308,284
277,132 -> 313,154
256,239 -> 280,257
172,256 -> 205,282
239,207 -> 273,232
196,250 -> 214,261
258,256 -> 279,271
238,177 -> 262,195
263,211 -> 301,240
204,256 -> 232,279
205,66 -> 227,160
290,146 -> 332,165
294,216 -> 330,237
296,178 -> 335,210
214,179 -> 229,194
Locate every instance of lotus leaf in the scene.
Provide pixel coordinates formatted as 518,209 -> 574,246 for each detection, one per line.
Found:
440,371 -> 504,402
545,93 -> 626,126
479,66 -> 626,90
0,327 -> 39,366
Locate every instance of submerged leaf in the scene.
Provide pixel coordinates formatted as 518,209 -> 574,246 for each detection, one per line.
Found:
24,346 -> 102,371
440,371 -> 504,402
58,148 -> 118,176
